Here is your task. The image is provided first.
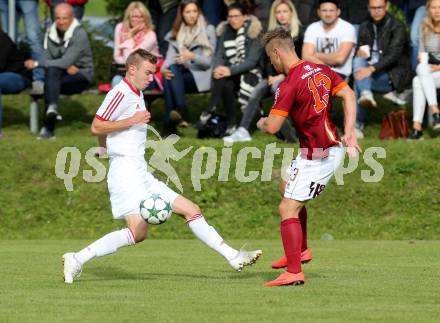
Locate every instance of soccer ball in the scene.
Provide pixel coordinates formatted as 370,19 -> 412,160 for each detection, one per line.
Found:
140,193 -> 172,225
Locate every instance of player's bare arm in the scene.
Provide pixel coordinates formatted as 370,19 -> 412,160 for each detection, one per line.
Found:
256,114 -> 286,134
91,111 -> 151,136
315,42 -> 354,66
335,85 -> 361,157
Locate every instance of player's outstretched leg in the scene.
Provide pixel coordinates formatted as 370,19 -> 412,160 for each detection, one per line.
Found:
265,199 -> 304,286
63,214 -> 143,284
173,195 -> 262,271
271,206 -> 312,269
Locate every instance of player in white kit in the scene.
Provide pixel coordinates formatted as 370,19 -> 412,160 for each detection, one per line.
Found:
62,49 -> 262,284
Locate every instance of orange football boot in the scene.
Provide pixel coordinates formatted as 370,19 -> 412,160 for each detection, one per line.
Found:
264,271 -> 305,286
271,249 -> 313,269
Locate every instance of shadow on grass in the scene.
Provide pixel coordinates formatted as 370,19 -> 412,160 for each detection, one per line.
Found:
84,266 -> 323,283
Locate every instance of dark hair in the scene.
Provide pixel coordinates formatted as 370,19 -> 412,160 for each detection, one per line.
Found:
227,2 -> 249,16
170,0 -> 203,40
125,48 -> 157,69
318,0 -> 340,8
262,27 -> 295,49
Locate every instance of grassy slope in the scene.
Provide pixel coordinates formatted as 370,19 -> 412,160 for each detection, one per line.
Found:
0,93 -> 439,240
0,240 -> 439,323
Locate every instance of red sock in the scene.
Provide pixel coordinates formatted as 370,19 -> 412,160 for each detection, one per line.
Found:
299,207 -> 308,252
281,218 -> 302,274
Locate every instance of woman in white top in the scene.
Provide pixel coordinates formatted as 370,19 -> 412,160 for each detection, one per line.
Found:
409,0 -> 440,139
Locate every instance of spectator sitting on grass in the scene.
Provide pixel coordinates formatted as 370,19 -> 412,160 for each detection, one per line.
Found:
112,1 -> 160,89
0,29 -> 33,138
353,0 -> 412,139
25,3 -> 93,139
408,0 -> 440,140
161,0 -> 216,136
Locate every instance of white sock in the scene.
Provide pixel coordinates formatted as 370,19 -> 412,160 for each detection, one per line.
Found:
74,228 -> 135,265
186,214 -> 238,261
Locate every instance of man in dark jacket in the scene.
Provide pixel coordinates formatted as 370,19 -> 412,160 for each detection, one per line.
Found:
26,3 -> 93,139
353,0 -> 411,138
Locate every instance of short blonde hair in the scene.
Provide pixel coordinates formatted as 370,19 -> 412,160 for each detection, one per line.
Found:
267,0 -> 300,39
125,48 -> 157,70
122,1 -> 153,31
262,27 -> 295,51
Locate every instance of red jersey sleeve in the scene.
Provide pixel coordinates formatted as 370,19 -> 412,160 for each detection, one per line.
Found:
269,80 -> 295,118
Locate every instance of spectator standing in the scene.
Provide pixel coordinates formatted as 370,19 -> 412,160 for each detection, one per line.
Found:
409,0 -> 440,139
25,3 -> 93,139
112,1 -> 159,88
224,0 -> 302,142
0,0 -> 45,94
197,2 -> 263,135
302,0 -> 356,81
202,0 -> 227,26
353,0 -> 412,138
339,0 -> 369,32
161,0 -> 216,135
0,29 -> 33,138
145,0 -> 179,56
293,0 -> 319,26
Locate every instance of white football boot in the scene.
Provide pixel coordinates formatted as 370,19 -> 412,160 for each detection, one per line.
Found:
63,252 -> 82,284
228,248 -> 262,271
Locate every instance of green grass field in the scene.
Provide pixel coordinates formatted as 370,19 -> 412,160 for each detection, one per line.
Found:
1,91 -> 440,322
1,240 -> 439,322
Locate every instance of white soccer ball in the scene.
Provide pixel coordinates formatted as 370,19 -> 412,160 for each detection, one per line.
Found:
140,193 -> 172,225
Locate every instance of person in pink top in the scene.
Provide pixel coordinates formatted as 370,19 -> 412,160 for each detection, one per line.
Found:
112,1 -> 160,88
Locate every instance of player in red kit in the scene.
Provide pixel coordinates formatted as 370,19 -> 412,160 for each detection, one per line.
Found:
257,28 -> 360,286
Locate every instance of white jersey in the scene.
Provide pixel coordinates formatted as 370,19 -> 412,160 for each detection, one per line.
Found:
304,18 -> 356,77
96,78 -> 147,158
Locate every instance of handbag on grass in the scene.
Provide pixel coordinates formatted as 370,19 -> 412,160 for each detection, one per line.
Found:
379,110 -> 409,139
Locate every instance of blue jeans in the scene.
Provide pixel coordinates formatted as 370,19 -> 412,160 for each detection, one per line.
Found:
0,72 -> 29,132
410,6 -> 426,71
353,57 -> 392,129
0,0 -> 45,82
163,64 -> 198,124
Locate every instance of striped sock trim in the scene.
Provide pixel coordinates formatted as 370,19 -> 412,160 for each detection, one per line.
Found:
127,228 -> 136,245
186,213 -> 204,225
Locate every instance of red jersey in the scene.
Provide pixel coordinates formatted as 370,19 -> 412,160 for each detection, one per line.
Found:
270,60 -> 347,160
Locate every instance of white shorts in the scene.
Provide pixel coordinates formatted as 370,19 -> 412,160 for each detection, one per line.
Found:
284,145 -> 345,201
107,156 -> 179,219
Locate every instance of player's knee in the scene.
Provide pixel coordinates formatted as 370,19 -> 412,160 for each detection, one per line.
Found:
278,200 -> 301,218
126,220 -> 148,243
134,232 -> 146,243
131,228 -> 147,243
190,202 -> 202,216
